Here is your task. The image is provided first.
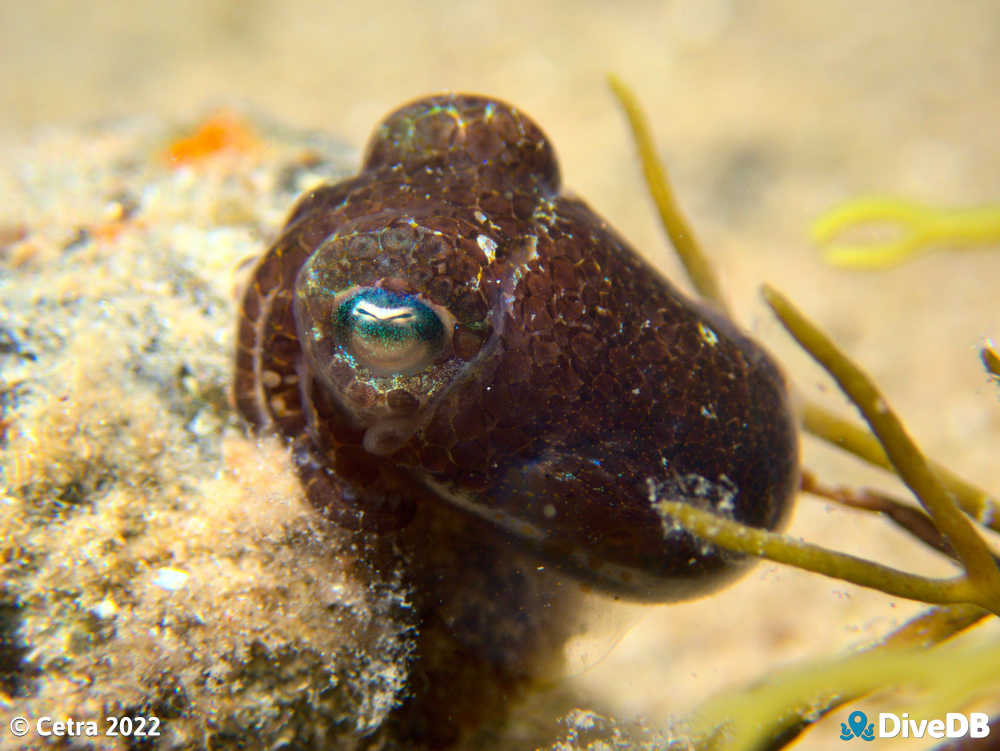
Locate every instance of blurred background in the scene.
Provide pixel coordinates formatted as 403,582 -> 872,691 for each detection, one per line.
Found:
3,0 -> 998,298
3,1 -> 999,746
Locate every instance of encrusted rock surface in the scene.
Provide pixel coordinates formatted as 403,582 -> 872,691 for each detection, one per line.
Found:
0,118 -> 420,750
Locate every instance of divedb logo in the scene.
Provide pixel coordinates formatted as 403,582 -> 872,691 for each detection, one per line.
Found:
840,710 -> 991,741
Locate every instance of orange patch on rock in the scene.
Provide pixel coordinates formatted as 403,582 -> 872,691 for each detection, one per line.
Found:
165,111 -> 260,166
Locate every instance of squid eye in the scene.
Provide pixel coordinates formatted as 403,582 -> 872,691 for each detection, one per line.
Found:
336,288 -> 446,375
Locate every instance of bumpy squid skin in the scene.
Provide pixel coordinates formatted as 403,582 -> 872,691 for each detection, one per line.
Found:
234,93 -> 799,602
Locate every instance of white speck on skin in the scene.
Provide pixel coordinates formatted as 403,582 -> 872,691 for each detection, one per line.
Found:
523,234 -> 539,261
477,234 -> 498,262
698,321 -> 719,346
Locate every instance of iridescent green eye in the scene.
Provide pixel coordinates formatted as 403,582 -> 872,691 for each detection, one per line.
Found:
336,288 -> 446,375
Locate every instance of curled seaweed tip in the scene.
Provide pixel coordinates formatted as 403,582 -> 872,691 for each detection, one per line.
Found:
811,197 -> 1000,269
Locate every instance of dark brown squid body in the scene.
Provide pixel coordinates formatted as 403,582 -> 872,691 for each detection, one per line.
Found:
234,93 -> 798,603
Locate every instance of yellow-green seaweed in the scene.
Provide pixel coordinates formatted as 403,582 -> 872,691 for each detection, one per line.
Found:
687,605 -> 995,751
802,401 -> 1000,533
764,285 -> 1000,606
812,196 -> 1000,268
607,73 -> 730,316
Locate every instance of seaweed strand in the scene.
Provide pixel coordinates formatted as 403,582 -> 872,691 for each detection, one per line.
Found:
653,498 -> 980,605
690,605 -> 995,751
607,74 -> 730,314
802,401 -> 1000,533
763,285 -> 1000,608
